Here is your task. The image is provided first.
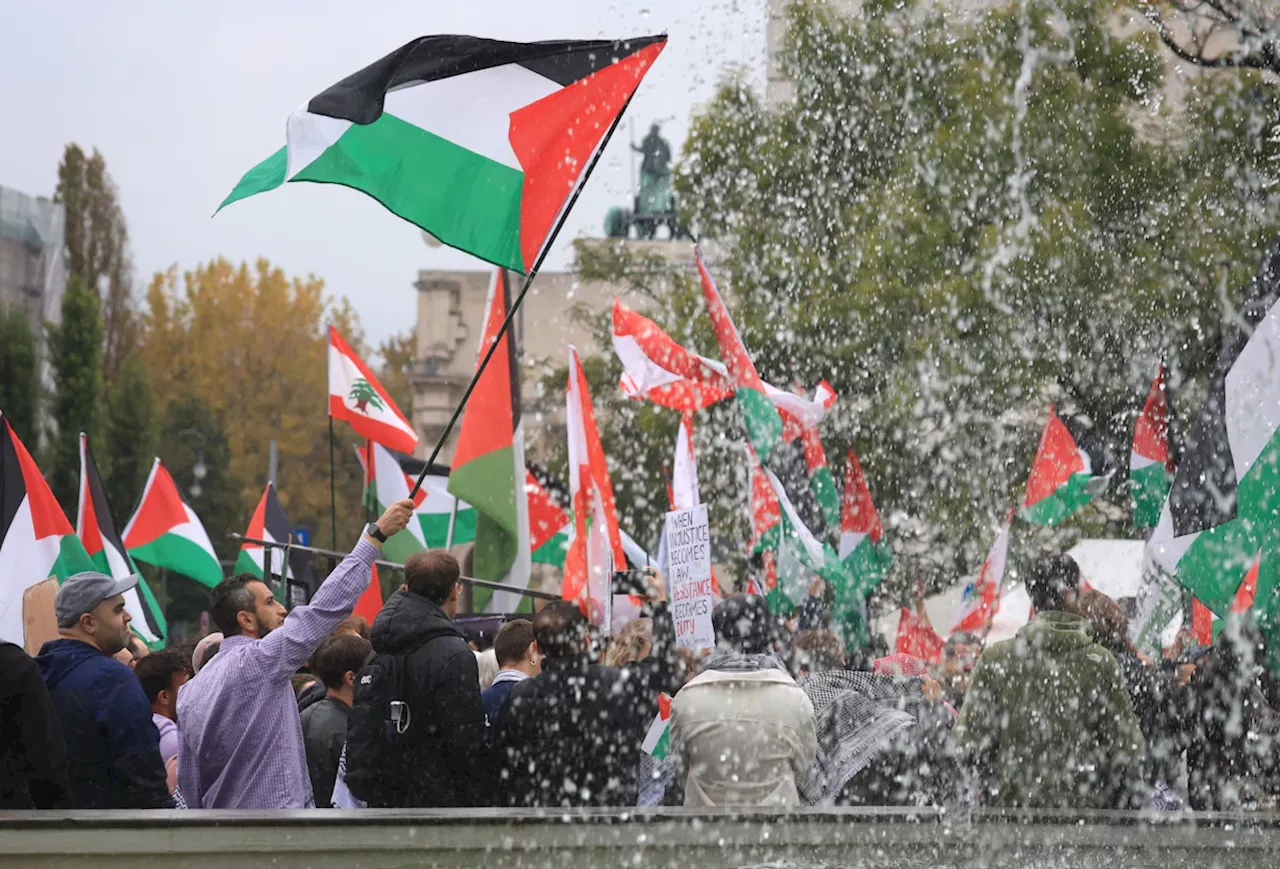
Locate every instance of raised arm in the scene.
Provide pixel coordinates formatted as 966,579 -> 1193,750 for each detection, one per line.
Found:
256,500 -> 414,680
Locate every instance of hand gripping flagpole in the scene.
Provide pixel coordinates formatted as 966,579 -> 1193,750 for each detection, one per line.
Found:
408,90 -> 643,500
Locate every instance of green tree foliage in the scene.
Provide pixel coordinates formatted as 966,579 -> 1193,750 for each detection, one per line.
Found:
557,0 -> 1280,598
102,353 -> 156,516
56,143 -> 136,384
47,275 -> 103,512
157,394 -> 241,563
0,306 -> 39,443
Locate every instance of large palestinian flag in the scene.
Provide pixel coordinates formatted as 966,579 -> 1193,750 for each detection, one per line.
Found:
612,299 -> 733,411
77,435 -> 166,647
355,446 -> 477,549
1147,241 -> 1280,637
448,270 -> 530,612
123,459 -> 223,589
774,382 -> 840,530
329,327 -> 418,455
235,484 -> 313,598
220,35 -> 666,273
0,416 -> 95,645
1019,406 -> 1114,526
1132,363 -> 1174,529
564,345 -> 628,626
838,450 -> 892,600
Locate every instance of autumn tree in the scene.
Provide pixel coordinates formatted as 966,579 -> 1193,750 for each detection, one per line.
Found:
377,331 -> 417,416
102,353 -> 156,515
47,275 -> 103,511
140,258 -> 369,545
56,143 -> 136,383
0,306 -> 39,443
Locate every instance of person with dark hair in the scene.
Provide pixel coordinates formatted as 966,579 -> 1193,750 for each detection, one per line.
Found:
0,642 -> 71,809
134,651 -> 190,794
36,571 -> 171,808
669,594 -> 816,807
953,554 -> 1144,809
346,550 -> 491,807
177,499 -> 414,809
494,569 -> 676,807
301,633 -> 372,808
481,619 -> 539,727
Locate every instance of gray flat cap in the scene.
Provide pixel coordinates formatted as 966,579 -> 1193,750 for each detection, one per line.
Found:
55,571 -> 139,628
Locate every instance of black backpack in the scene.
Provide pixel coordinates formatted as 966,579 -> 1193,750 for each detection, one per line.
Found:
343,642 -> 427,805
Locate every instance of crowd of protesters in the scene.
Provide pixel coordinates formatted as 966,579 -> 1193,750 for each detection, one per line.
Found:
3,498 -> 1279,813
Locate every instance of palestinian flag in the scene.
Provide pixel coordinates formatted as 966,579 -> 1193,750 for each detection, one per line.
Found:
448,270 -> 530,613
564,345 -> 628,626
951,515 -> 1011,634
612,298 -> 732,411
838,450 -> 892,600
640,693 -> 673,760
1147,241 -> 1280,640
234,484 -> 313,597
329,327 -> 418,455
0,415 -> 95,645
220,35 -> 666,274
358,441 -> 429,563
77,435 -> 166,647
356,448 -> 477,548
697,248 -> 783,460
1019,406 -> 1114,526
1132,363 -> 1174,529
123,459 -> 223,589
1191,596 -> 1214,646
526,466 -> 571,568
895,607 -> 944,663
780,382 -> 840,530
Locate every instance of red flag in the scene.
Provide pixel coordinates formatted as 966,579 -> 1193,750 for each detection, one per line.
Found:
896,606 -> 945,663
1192,597 -> 1214,645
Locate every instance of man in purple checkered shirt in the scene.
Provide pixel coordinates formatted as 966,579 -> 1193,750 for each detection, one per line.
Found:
177,500 -> 415,809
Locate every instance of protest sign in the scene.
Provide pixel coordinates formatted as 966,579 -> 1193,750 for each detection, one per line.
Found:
664,505 -> 714,649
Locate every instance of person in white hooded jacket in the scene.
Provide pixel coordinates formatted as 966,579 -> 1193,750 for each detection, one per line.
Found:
670,594 -> 816,807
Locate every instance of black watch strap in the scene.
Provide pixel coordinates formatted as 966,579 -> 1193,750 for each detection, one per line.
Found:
366,522 -> 388,542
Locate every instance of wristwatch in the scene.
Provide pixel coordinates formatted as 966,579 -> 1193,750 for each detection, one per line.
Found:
365,522 -> 388,542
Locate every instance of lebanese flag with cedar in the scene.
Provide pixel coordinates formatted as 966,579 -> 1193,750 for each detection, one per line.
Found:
0,415 -> 95,645
612,298 -> 733,411
951,514 -> 1012,634
896,606 -> 945,663
328,326 -> 418,454
221,35 -> 667,274
563,345 -> 627,626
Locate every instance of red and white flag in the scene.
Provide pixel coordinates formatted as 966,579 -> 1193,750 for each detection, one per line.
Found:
671,412 -> 699,510
563,346 -> 627,627
328,326 -> 418,454
951,514 -> 1012,635
612,298 -> 733,411
896,606 -> 945,663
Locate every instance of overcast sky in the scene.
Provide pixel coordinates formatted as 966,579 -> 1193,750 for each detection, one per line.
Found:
1,1 -> 767,350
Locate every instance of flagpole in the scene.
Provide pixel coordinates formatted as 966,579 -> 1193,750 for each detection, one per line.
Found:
328,417 -> 338,550
408,90 -> 644,500
444,495 -> 460,550
363,438 -> 373,524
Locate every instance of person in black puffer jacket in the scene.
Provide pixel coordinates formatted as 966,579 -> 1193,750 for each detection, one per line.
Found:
356,551 -> 492,807
495,568 -> 677,808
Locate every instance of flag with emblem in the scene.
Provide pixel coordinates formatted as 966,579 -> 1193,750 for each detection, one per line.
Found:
328,327 -> 418,455
220,35 -> 666,273
0,415 -> 96,645
951,515 -> 1012,634
78,434 -> 166,646
123,458 -> 223,590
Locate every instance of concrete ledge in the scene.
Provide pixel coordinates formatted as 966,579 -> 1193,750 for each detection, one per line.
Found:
3,807 -> 1280,868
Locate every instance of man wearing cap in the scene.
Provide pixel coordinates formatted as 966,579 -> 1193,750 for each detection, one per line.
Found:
36,571 -> 172,808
